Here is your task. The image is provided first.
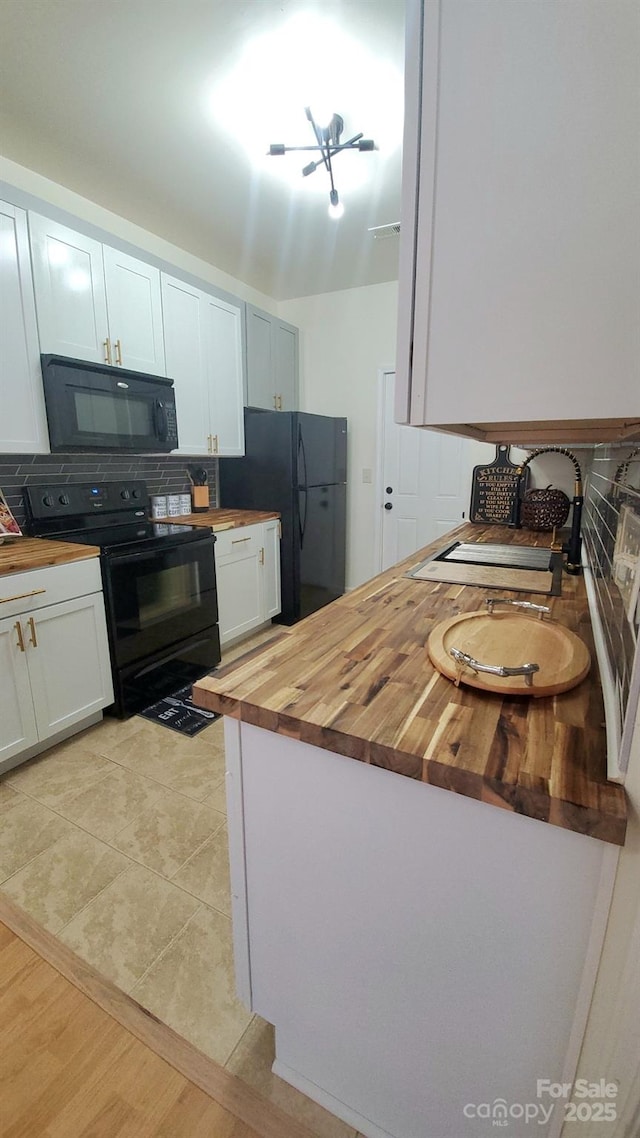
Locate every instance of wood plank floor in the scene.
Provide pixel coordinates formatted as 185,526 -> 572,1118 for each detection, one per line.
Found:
0,896 -> 316,1138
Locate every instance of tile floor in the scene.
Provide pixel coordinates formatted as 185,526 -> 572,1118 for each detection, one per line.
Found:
0,629 -> 360,1138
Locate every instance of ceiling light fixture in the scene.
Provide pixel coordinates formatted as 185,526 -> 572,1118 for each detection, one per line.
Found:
269,107 -> 375,219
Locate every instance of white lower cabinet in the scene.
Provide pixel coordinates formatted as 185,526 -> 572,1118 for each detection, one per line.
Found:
215,521 -> 281,646
0,560 -> 114,773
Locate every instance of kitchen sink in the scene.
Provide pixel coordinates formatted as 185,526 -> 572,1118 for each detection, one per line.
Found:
434,541 -> 555,571
406,540 -> 564,596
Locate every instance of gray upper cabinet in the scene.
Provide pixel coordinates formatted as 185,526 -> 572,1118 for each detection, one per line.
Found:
246,305 -> 299,411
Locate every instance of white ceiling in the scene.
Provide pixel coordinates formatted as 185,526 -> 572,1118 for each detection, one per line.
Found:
0,0 -> 405,301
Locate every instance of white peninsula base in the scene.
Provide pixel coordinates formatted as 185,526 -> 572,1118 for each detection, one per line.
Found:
224,719 -> 618,1138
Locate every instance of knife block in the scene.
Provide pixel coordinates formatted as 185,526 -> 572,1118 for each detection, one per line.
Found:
191,486 -> 210,513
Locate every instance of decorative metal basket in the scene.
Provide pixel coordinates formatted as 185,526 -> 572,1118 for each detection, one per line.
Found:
521,485 -> 571,532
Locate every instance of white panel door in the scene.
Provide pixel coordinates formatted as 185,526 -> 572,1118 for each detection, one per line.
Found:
0,615 -> 38,765
103,245 -> 166,376
29,213 -> 109,363
0,202 -> 49,453
205,294 -> 245,457
27,595 -> 113,741
162,274 -> 209,455
380,371 -> 492,569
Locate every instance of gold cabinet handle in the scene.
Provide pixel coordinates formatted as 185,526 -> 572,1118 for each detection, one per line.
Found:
1,587 -> 46,605
277,394 -> 283,410
207,434 -> 212,453
273,394 -> 278,409
259,547 -> 265,565
231,536 -> 251,545
114,339 -> 123,365
14,621 -> 25,653
104,338 -> 112,364
212,434 -> 218,454
27,616 -> 38,648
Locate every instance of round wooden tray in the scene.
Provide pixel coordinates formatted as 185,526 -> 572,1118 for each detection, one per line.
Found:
427,607 -> 590,697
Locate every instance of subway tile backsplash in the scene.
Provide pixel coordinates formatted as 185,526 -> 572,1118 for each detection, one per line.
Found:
0,453 -> 219,528
583,445 -> 640,726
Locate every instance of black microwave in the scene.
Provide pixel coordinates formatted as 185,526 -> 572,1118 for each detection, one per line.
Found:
41,354 -> 179,453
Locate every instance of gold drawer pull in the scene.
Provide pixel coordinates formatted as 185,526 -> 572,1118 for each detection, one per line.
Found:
231,536 -> 251,544
27,617 -> 38,647
259,547 -> 265,565
104,338 -> 112,364
14,621 -> 25,652
273,394 -> 278,409
1,588 -> 46,605
212,434 -> 218,454
115,338 -> 123,365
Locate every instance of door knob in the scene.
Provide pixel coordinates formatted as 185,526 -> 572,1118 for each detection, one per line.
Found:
386,486 -> 393,494
384,502 -> 393,510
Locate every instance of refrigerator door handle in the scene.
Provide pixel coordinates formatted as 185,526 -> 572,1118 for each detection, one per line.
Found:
297,423 -> 309,490
298,486 -> 308,548
297,423 -> 309,548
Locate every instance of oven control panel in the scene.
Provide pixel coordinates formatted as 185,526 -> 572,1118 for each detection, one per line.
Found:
24,480 -> 150,521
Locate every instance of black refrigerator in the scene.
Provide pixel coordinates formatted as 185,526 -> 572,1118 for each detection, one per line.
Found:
218,409 -> 347,624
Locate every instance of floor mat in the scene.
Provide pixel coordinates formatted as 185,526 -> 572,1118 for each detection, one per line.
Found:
137,684 -> 220,737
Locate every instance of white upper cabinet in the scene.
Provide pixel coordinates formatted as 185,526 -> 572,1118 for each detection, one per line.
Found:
29,213 -> 109,365
29,213 -> 166,376
28,213 -> 108,364
102,246 -> 166,375
204,293 -> 244,457
246,304 -> 299,411
396,0 -> 640,445
161,273 -> 244,457
162,275 -> 209,454
0,202 -> 49,453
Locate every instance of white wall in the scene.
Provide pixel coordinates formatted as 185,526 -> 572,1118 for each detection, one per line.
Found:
280,281 -> 398,590
0,156 -> 276,311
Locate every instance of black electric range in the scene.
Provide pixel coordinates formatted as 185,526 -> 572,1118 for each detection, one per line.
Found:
24,480 -> 221,717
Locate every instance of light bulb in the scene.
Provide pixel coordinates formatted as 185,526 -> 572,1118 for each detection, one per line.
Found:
328,189 -> 344,219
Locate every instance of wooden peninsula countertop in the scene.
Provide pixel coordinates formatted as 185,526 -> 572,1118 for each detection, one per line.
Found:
155,508 -> 280,531
0,537 -> 100,575
194,523 -> 627,846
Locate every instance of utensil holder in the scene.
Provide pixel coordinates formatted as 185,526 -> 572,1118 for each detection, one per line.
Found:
191,486 -> 209,513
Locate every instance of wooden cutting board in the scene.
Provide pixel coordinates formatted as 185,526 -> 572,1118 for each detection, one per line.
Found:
409,560 -> 556,594
427,609 -> 590,696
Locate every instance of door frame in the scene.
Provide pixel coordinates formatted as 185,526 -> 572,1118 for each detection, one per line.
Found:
374,366 -> 398,574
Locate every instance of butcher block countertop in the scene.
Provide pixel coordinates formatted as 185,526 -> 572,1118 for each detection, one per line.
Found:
0,537 -> 100,575
155,508 -> 280,531
194,523 -> 627,846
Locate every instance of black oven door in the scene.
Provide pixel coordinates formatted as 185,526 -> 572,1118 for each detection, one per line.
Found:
103,536 -> 218,669
41,354 -> 178,452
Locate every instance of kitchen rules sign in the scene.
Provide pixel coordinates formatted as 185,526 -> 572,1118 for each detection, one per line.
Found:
469,445 -> 529,526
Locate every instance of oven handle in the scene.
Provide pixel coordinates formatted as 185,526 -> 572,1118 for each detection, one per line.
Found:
106,538 -> 214,567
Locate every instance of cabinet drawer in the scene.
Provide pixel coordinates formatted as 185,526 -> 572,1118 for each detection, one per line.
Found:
0,558 -> 102,620
214,524 -> 262,561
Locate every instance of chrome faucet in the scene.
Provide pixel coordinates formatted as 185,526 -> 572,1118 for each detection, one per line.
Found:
511,446 -> 583,575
